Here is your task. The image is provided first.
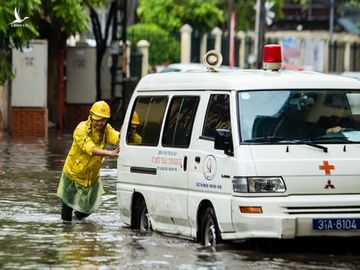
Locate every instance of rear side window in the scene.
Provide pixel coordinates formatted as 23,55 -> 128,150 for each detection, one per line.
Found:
162,96 -> 200,148
126,96 -> 168,146
202,94 -> 231,139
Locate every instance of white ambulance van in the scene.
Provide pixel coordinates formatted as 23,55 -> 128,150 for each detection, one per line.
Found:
117,45 -> 360,246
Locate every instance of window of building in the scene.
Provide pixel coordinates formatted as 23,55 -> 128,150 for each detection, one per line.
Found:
162,96 -> 200,148
202,94 -> 231,139
126,96 -> 168,146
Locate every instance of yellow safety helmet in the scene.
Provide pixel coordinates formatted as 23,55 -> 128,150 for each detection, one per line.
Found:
90,101 -> 111,120
131,111 -> 140,125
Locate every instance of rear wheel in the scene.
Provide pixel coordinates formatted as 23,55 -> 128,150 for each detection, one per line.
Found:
200,208 -> 221,246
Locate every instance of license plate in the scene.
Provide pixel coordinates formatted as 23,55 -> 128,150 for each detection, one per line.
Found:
313,218 -> 360,231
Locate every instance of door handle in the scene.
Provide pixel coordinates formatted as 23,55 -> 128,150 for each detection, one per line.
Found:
183,156 -> 187,171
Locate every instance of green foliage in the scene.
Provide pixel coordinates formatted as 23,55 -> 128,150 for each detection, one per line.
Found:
183,0 -> 224,32
137,0 -> 224,32
127,23 -> 180,65
348,0 -> 360,8
41,0 -> 104,36
292,0 -> 309,8
231,0 -> 257,31
0,0 -> 40,84
0,0 -> 40,48
136,0 -> 224,64
137,0 -> 184,32
222,0 -> 284,31
0,0 -> 104,84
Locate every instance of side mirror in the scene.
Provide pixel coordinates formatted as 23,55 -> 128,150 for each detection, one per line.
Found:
214,129 -> 233,156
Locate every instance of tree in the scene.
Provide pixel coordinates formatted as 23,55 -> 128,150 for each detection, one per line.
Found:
134,0 -> 224,65
219,0 -> 284,32
0,0 -> 40,85
128,23 -> 180,66
37,0 -> 105,129
137,0 -> 224,33
0,0 -> 105,128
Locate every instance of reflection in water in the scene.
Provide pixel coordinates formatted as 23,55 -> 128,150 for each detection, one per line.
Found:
0,131 -> 71,173
196,247 -> 224,269
1,132 -> 360,269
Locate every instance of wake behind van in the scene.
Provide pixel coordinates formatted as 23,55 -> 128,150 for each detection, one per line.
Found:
117,47 -> 360,246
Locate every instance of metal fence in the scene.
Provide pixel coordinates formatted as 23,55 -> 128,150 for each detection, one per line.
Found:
351,43 -> 360,71
128,28 -> 360,76
189,29 -> 360,73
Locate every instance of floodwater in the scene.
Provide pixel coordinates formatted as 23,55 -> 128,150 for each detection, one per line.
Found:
1,131 -> 360,270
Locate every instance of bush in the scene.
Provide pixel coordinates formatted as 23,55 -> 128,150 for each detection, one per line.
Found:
128,24 -> 180,66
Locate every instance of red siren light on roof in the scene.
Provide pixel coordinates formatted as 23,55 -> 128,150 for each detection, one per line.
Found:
263,44 -> 282,71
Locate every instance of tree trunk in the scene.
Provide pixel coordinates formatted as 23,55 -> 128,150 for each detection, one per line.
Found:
90,3 -> 116,101
47,39 -> 58,127
56,34 -> 66,130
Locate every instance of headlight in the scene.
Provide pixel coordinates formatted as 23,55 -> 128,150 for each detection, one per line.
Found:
233,177 -> 286,193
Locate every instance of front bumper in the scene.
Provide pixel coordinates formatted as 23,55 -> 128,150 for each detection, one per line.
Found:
225,194 -> 360,240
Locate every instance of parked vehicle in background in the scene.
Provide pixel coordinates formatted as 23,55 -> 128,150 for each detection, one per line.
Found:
159,63 -> 207,72
341,72 -> 360,81
159,63 -> 236,73
117,46 -> 360,246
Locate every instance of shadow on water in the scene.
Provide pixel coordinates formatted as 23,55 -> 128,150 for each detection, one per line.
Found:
1,131 -> 360,269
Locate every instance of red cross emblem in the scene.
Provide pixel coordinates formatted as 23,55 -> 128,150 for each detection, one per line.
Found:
319,161 -> 335,175
324,179 -> 335,189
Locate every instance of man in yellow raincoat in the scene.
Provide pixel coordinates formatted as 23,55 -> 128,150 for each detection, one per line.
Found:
57,101 -> 120,222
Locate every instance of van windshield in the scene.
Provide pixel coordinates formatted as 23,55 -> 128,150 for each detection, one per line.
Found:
238,90 -> 360,144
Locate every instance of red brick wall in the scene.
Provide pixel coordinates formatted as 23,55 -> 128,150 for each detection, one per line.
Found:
65,104 -> 91,132
11,107 -> 48,137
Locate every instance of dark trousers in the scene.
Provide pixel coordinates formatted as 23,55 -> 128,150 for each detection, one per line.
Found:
61,201 -> 90,221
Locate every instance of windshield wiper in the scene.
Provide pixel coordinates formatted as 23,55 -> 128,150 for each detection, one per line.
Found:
244,136 -> 285,143
245,137 -> 329,152
301,141 -> 328,153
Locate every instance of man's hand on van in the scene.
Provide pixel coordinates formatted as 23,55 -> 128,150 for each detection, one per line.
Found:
326,126 -> 343,134
104,146 -> 120,157
92,145 -> 120,157
112,145 -> 120,157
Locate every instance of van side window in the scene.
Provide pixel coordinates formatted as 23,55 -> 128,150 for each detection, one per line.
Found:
202,94 -> 231,139
162,96 -> 200,148
126,96 -> 168,146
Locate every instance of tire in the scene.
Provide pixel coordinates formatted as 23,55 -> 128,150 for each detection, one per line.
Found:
135,200 -> 151,231
200,208 -> 221,246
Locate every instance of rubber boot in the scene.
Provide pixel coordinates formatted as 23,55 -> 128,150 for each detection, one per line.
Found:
74,211 -> 90,220
61,202 -> 73,222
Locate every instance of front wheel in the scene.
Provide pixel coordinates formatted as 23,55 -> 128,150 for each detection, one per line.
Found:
200,208 -> 221,246
136,200 -> 152,231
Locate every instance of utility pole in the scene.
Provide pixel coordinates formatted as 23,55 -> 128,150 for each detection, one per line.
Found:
254,0 -> 266,69
110,0 -> 128,99
110,0 -> 120,100
329,0 -> 335,72
228,0 -> 235,67
329,0 -> 335,45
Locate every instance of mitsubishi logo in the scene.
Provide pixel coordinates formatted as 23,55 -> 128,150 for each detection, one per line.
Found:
319,161 -> 336,189
324,179 -> 335,189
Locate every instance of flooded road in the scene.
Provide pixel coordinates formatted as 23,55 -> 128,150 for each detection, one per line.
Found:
1,131 -> 360,269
